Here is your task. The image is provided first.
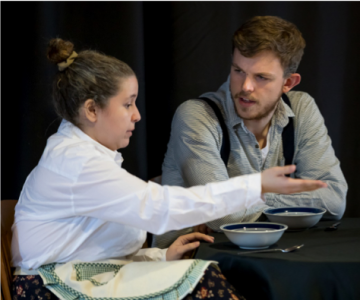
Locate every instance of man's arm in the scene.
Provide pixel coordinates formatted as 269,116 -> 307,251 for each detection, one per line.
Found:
168,100 -> 229,185
163,100 -> 264,230
264,92 -> 348,220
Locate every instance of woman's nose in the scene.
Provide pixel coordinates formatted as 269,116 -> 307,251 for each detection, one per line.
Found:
132,105 -> 141,123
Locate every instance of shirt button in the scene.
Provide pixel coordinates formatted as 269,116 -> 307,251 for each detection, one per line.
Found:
255,145 -> 259,148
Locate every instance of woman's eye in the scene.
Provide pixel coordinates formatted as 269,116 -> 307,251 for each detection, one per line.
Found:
125,104 -> 132,108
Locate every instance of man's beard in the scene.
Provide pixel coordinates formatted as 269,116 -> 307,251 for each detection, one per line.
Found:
230,88 -> 283,121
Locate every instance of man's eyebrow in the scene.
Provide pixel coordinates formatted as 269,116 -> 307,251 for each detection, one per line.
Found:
256,72 -> 275,78
232,63 -> 275,78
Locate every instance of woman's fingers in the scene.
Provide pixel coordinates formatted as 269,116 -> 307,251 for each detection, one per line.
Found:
193,224 -> 208,234
286,178 -> 327,193
180,232 -> 214,244
174,241 -> 201,260
193,224 -> 213,234
166,233 -> 214,261
178,241 -> 200,254
261,165 -> 327,194
274,165 -> 296,176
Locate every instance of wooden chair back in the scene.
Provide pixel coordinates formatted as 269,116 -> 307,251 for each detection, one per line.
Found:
1,200 -> 18,300
149,175 -> 162,185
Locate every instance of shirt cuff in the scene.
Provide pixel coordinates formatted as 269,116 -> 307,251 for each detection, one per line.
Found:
245,173 -> 262,203
160,248 -> 168,261
128,247 -> 168,262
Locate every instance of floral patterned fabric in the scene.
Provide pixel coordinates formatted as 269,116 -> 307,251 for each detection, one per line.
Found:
12,266 -> 245,300
185,265 -> 246,300
12,275 -> 59,300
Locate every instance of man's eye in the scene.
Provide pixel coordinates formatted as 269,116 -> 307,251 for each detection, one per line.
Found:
258,75 -> 267,80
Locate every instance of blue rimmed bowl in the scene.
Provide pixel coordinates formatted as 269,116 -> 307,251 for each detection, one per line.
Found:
264,207 -> 326,230
220,222 -> 288,249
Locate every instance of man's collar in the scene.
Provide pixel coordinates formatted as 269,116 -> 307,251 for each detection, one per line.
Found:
274,96 -> 295,128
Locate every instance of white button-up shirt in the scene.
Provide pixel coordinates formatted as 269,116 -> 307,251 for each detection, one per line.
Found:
11,120 -> 262,269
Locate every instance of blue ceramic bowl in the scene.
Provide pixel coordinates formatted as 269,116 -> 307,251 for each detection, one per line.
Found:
220,222 -> 288,249
264,207 -> 326,229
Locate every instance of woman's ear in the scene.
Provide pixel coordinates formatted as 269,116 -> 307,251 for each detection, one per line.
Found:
83,99 -> 98,123
282,73 -> 301,94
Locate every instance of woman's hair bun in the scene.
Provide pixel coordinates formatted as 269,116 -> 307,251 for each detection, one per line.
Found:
47,38 -> 75,64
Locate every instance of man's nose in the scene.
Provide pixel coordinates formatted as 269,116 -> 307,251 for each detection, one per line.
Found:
242,76 -> 255,93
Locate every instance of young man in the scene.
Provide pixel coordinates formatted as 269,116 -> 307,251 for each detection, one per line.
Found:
153,16 -> 347,248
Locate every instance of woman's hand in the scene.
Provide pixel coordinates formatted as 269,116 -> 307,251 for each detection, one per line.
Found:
193,224 -> 213,234
166,232 -> 214,261
261,165 -> 327,194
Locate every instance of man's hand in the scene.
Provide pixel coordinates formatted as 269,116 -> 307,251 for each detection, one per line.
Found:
193,224 -> 213,234
166,232 -> 214,261
261,165 -> 327,194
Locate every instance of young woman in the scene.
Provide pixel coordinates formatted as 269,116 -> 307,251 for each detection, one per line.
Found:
11,38 -> 326,300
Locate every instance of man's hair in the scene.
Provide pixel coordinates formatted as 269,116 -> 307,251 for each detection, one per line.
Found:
232,16 -> 306,77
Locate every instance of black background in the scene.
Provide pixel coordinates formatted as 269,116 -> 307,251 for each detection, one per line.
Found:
2,2 -> 359,217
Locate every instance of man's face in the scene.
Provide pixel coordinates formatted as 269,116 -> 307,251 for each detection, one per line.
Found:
230,48 -> 287,121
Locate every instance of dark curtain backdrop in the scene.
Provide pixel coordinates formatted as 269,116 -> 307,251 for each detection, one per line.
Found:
2,2 -> 360,217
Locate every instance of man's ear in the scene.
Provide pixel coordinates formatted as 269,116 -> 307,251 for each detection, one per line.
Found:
83,99 -> 98,123
282,73 -> 301,94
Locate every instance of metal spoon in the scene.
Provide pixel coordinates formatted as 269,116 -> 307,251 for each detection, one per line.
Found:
237,244 -> 304,255
325,221 -> 341,231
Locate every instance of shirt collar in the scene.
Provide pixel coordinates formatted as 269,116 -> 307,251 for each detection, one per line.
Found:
273,97 -> 295,128
58,119 -> 124,166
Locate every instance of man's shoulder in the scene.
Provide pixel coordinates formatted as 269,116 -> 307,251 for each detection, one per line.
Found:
174,98 -> 222,123
287,90 -> 317,110
287,90 -> 314,105
285,91 -> 325,133
286,90 -> 321,119
177,98 -> 219,113
169,98 -> 223,138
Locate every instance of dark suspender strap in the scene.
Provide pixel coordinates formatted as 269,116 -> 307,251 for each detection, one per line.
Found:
198,97 -> 230,166
281,93 -> 295,176
197,95 -> 294,172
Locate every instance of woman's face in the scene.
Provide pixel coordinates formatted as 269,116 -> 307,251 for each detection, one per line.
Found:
95,76 -> 141,150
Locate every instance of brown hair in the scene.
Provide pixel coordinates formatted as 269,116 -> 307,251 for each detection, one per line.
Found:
46,38 -> 135,126
232,16 -> 306,77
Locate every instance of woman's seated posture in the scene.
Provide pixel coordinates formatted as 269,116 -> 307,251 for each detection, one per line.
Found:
11,38 -> 326,300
